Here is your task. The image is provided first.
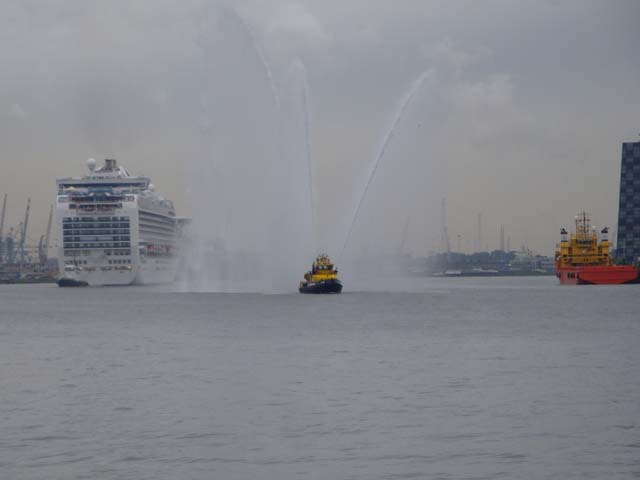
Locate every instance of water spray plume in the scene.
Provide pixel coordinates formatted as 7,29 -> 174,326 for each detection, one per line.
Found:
340,69 -> 433,259
226,8 -> 281,111
290,59 -> 316,250
185,9 -> 315,292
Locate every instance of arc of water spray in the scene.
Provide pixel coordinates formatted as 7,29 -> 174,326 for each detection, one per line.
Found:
293,60 -> 317,248
197,6 -> 281,112
340,69 -> 433,258
191,5 -> 285,292
227,8 -> 281,111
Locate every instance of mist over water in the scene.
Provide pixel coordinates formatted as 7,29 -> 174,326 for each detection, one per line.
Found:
180,7 -> 450,293
182,8 -> 314,293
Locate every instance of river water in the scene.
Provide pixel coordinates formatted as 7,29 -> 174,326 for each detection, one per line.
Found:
1,277 -> 639,479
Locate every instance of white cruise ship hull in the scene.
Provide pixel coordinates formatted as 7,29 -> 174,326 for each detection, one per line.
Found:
58,262 -> 178,287
56,158 -> 182,287
60,268 -> 138,286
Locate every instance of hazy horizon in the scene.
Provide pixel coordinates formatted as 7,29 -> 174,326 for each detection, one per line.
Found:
1,0 -> 639,257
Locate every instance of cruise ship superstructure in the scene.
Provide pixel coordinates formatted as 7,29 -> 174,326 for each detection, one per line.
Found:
56,158 -> 179,286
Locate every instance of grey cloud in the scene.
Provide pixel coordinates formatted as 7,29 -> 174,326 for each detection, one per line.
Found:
0,0 -> 638,254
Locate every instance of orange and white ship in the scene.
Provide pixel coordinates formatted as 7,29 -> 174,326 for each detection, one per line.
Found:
555,212 -> 638,285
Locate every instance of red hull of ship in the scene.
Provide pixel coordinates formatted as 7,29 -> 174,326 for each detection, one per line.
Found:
556,265 -> 638,285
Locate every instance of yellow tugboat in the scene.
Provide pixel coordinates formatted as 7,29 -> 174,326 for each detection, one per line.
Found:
299,254 -> 343,294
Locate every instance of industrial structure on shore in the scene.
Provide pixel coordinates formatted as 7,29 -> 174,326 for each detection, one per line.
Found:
0,194 -> 57,283
616,141 -> 640,265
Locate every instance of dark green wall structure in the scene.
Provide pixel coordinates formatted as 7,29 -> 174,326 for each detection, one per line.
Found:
617,141 -> 640,264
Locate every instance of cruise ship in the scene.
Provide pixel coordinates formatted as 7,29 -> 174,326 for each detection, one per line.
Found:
56,158 -> 180,286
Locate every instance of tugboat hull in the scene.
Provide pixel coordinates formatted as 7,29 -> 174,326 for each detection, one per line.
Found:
299,279 -> 342,294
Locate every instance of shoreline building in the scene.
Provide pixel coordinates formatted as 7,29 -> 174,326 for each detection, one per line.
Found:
616,141 -> 640,264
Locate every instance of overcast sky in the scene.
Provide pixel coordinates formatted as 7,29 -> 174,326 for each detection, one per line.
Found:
1,0 -> 639,255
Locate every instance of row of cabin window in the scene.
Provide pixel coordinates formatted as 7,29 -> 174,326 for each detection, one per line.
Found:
63,243 -> 131,249
64,249 -> 131,256
63,216 -> 129,222
63,224 -> 130,230
64,233 -> 130,240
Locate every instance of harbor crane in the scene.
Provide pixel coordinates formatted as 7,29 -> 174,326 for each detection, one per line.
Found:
38,205 -> 53,265
19,198 -> 31,264
5,227 -> 16,263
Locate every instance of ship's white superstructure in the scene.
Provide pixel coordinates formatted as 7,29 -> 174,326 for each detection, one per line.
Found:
56,158 -> 179,286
